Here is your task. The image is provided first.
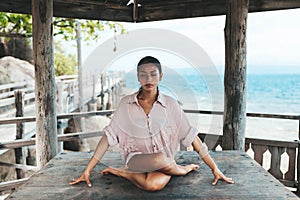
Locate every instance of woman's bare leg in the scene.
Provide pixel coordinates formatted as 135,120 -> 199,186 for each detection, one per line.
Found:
127,153 -> 199,175
159,162 -> 199,176
100,153 -> 198,191
101,167 -> 171,191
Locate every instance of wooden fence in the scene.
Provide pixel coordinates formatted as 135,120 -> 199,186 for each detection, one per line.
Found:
0,72 -> 125,117
189,110 -> 300,190
0,109 -> 299,194
0,72 -> 125,192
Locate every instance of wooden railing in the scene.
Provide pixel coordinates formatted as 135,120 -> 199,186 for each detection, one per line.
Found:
0,72 -> 125,195
0,76 -> 77,118
189,110 -> 300,190
0,72 -> 125,117
0,109 -> 299,194
0,81 -> 35,116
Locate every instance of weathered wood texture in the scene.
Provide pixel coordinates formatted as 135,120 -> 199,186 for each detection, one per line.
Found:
14,91 -> 25,179
7,151 -> 299,199
298,120 -> 300,192
198,133 -> 299,189
32,0 -> 57,169
1,0 -> 300,22
223,0 -> 248,151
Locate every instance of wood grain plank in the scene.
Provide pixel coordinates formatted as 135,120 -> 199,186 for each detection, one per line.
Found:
6,151 -> 299,199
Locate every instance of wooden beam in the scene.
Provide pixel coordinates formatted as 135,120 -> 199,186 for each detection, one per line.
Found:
32,0 -> 57,169
0,0 -> 300,22
138,0 -> 300,22
223,0 -> 249,151
0,110 -> 115,125
0,178 -> 29,192
0,131 -> 103,149
0,162 -> 37,172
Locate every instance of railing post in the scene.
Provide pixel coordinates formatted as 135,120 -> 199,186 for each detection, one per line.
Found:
14,90 -> 25,179
88,75 -> 97,111
297,119 -> 300,194
56,81 -> 64,153
100,74 -> 105,110
92,75 -> 96,102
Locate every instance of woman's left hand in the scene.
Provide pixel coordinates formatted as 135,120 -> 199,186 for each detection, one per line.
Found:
211,167 -> 234,185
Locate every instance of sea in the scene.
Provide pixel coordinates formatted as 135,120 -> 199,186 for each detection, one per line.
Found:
124,67 -> 300,142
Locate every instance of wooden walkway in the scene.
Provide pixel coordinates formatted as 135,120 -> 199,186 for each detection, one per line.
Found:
6,151 -> 299,200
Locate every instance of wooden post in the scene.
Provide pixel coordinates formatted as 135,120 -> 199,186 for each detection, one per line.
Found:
223,0 -> 249,151
92,75 -> 96,102
75,21 -> 86,133
100,74 -> 105,110
14,91 -> 25,179
32,0 -> 57,169
297,119 -> 300,194
75,21 -> 83,114
56,81 -> 64,152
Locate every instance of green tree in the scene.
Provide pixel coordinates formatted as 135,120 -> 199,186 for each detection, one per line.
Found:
0,13 -> 125,75
0,13 -> 124,42
0,13 -> 32,37
54,42 -> 77,76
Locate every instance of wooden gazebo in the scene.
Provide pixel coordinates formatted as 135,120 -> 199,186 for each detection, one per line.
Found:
2,0 -> 299,167
1,1 -> 300,199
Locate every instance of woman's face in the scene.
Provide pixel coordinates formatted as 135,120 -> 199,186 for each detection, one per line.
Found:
137,63 -> 163,92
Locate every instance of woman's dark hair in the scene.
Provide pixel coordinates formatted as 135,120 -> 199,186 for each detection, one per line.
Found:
137,56 -> 162,74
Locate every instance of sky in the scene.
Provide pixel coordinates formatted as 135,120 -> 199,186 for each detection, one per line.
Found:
73,8 -> 300,74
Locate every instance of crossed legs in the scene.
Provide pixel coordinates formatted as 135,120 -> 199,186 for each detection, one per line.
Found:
101,153 -> 199,191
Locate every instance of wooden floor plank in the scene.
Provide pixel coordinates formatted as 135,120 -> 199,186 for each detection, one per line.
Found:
6,151 -> 299,200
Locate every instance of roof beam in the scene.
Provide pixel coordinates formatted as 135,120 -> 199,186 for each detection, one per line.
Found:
0,0 -> 299,22
137,0 -> 300,22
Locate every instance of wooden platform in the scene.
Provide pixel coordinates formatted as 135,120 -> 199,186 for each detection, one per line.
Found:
6,151 -> 299,199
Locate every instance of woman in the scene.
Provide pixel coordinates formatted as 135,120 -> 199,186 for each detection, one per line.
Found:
70,56 -> 234,191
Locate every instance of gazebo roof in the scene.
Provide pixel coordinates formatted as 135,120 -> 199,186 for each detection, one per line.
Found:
1,0 -> 300,22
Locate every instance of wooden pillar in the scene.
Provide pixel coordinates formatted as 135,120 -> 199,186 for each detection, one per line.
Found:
75,21 -> 83,113
75,21 -> 86,134
32,0 -> 57,169
14,91 -> 25,179
223,0 -> 249,151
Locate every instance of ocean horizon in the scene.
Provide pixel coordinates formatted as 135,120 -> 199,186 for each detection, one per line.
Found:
124,66 -> 300,142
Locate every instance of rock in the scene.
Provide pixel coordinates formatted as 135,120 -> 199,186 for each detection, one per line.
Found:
6,37 -> 33,63
0,150 -> 16,182
64,115 -> 111,152
0,56 -> 34,85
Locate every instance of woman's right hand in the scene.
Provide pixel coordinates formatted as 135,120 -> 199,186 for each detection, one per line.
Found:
69,170 -> 92,187
69,135 -> 109,188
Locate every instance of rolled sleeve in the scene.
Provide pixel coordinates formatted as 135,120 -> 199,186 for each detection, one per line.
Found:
175,104 -> 198,147
103,125 -> 119,146
180,126 -> 198,147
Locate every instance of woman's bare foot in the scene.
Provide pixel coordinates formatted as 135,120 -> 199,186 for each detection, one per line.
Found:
101,167 -> 123,176
179,164 -> 199,174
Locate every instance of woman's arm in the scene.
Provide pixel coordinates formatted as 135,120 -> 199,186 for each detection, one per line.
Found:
69,134 -> 109,187
192,136 -> 234,185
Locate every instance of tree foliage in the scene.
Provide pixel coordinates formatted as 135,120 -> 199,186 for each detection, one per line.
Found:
54,42 -> 77,76
0,12 -> 125,42
0,12 -> 125,76
0,13 -> 32,37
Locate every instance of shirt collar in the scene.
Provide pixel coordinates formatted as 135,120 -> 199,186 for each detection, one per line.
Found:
128,90 -> 167,108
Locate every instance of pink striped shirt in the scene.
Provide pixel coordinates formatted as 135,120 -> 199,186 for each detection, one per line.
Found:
93,91 -> 198,164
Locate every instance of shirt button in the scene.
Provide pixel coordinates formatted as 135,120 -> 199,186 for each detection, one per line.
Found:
153,145 -> 156,147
